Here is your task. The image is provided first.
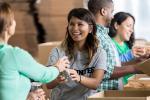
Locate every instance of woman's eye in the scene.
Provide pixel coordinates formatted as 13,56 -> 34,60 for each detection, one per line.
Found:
69,23 -> 74,26
126,24 -> 131,27
78,23 -> 83,26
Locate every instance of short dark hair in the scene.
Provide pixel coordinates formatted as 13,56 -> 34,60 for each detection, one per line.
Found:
108,12 -> 135,49
88,0 -> 113,15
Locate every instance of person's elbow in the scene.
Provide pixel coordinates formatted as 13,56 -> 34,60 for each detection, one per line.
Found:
92,80 -> 101,90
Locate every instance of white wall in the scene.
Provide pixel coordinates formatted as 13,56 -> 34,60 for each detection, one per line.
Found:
113,0 -> 150,41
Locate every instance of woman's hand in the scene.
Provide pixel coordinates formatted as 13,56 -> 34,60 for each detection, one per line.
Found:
132,46 -> 150,62
55,56 -> 70,72
57,75 -> 67,84
46,74 -> 67,89
132,46 -> 146,58
27,89 -> 45,100
67,69 -> 80,82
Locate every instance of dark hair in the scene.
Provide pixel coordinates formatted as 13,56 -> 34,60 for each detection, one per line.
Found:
108,12 -> 135,49
61,8 -> 98,66
0,2 -> 14,34
88,0 -> 113,15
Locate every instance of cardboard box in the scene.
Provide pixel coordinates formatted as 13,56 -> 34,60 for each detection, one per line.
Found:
136,58 -> 150,76
39,0 -> 84,15
38,41 -> 61,65
124,50 -> 150,91
124,74 -> 150,90
40,16 -> 66,41
88,90 -> 150,100
128,74 -> 150,83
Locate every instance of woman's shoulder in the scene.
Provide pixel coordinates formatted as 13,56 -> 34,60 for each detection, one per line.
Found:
96,46 -> 106,55
9,46 -> 31,57
3,44 -> 26,53
13,46 -> 27,53
91,46 -> 106,61
51,45 -> 65,53
1,44 -> 31,59
50,45 -> 66,57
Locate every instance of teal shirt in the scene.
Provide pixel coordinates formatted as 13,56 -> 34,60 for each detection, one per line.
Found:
0,44 -> 59,100
112,39 -> 129,54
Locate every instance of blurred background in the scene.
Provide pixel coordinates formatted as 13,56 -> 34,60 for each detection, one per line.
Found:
1,0 -> 84,57
84,0 -> 150,41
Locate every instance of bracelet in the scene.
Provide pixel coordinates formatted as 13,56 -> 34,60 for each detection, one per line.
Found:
79,75 -> 81,83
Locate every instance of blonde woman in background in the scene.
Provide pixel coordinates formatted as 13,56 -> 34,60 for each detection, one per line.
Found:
0,2 -> 69,100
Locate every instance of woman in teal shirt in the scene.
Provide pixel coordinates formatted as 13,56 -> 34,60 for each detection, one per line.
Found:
0,3 -> 69,100
108,12 -> 136,85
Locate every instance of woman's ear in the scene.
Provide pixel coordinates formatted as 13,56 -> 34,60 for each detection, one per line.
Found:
6,25 -> 13,36
89,25 -> 93,33
3,26 -> 9,34
6,26 -> 11,35
114,22 -> 119,30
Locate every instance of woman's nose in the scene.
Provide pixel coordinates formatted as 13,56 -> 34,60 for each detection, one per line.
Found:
72,24 -> 78,31
130,28 -> 133,33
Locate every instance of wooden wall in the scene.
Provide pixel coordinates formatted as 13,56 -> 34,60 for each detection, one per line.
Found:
38,0 -> 84,41
7,0 -> 84,57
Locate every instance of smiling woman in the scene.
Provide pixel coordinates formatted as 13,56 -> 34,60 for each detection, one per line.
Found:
84,0 -> 150,41
47,8 -> 107,100
108,12 -> 136,85
68,16 -> 92,43
108,12 -> 147,85
113,0 -> 150,41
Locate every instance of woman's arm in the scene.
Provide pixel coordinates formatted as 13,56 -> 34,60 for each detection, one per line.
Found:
46,48 -> 69,88
69,69 -> 104,90
14,47 -> 69,83
110,64 -> 139,79
69,48 -> 107,90
46,75 -> 66,89
81,69 -> 104,89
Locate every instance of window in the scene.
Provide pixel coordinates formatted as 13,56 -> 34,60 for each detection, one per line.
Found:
114,0 -> 150,41
83,0 -> 150,41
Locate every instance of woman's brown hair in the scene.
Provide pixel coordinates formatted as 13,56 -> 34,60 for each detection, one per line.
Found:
61,8 -> 99,66
0,2 -> 14,34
